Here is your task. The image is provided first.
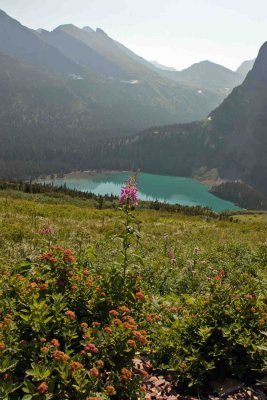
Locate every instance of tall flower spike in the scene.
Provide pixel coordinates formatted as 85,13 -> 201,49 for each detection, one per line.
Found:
119,175 -> 138,206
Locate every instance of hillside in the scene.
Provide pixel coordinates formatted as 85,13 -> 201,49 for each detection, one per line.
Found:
0,185 -> 266,398
0,51 -> 130,178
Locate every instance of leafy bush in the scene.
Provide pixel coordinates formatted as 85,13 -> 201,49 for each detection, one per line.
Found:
151,275 -> 267,389
0,246 -> 151,399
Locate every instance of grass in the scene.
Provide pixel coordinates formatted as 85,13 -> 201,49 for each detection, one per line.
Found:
0,189 -> 266,293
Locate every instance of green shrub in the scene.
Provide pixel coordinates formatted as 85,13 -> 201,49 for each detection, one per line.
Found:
151,275 -> 267,389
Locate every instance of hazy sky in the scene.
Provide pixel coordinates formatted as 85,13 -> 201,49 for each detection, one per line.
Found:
0,0 -> 267,70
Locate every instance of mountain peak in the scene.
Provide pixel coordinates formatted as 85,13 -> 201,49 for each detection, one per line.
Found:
36,28 -> 49,34
96,28 -> 107,36
83,26 -> 94,33
54,24 -> 78,33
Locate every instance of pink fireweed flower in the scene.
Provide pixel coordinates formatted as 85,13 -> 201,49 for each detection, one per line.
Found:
119,176 -> 138,206
39,225 -> 55,236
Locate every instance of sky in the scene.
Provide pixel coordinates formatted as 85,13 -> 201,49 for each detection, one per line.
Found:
0,0 -> 267,70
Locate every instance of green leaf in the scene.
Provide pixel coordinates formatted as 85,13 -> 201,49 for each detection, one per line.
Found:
22,395 -> 33,400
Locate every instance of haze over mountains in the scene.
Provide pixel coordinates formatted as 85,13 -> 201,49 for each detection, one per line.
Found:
0,8 -> 265,199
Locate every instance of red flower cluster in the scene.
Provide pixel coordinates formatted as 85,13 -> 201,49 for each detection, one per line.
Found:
121,367 -> 133,380
84,343 -> 99,354
65,310 -> 76,320
53,351 -> 70,362
71,361 -> 83,371
214,270 -> 225,281
37,382 -> 48,394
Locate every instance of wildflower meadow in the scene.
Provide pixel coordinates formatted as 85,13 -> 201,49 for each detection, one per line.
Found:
0,177 -> 266,399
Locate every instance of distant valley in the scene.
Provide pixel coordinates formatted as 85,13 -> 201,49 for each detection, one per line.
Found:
80,43 -> 267,202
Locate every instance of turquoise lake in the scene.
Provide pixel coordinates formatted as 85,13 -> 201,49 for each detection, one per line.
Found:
42,172 -> 241,212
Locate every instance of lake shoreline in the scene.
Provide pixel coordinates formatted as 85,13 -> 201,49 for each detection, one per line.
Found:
37,170 -> 242,212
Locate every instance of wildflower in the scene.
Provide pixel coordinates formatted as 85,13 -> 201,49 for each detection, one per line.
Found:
167,250 -> 175,259
123,315 -> 136,324
50,338 -> 60,347
53,351 -> 70,362
109,309 -> 119,317
85,343 -> 99,354
145,313 -> 161,323
135,290 -> 145,301
132,330 -> 147,345
123,322 -> 133,330
0,342 -> 5,350
118,306 -> 130,313
83,333 -> 92,340
40,347 -> 49,353
113,318 -> 122,325
105,385 -> 116,396
37,382 -> 48,394
89,367 -> 99,378
80,322 -> 88,330
65,310 -> 76,320
63,249 -> 76,263
104,326 -> 112,333
214,270 -> 225,281
127,339 -> 137,348
39,225 -> 55,236
28,282 -> 38,290
40,283 -> 48,291
83,268 -> 90,276
96,360 -> 104,368
40,251 -> 57,264
121,368 -> 133,380
92,321 -> 101,328
71,361 -> 83,371
119,176 -> 138,206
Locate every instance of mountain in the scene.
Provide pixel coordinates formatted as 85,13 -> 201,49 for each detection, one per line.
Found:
0,51 -> 125,177
236,59 -> 255,77
37,25 -> 129,79
0,10 -> 235,127
49,24 -> 163,80
155,60 -> 244,100
0,10 -> 83,74
149,60 -> 177,71
205,45 -> 267,193
82,42 -> 267,197
0,9 -> 255,182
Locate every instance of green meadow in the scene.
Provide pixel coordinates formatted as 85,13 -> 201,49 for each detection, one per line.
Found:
0,188 -> 266,399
